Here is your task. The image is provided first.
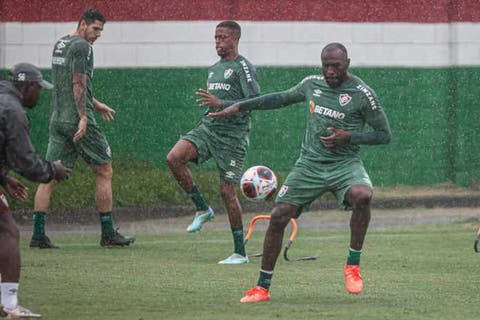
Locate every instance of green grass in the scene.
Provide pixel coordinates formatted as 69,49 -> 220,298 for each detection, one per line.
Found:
19,221 -> 480,320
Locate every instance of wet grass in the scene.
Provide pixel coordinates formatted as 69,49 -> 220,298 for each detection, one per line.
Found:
20,222 -> 480,320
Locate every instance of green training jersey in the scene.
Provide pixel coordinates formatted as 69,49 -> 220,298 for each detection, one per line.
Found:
51,35 -> 96,125
202,55 -> 260,139
238,74 -> 391,162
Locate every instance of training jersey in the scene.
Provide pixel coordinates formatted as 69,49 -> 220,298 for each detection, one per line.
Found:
202,55 -> 260,139
50,35 -> 96,125
238,74 -> 391,162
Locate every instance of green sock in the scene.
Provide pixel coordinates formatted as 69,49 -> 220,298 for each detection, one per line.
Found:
232,227 -> 246,257
347,248 -> 362,265
257,270 -> 273,290
188,186 -> 209,211
32,211 -> 47,239
99,212 -> 115,237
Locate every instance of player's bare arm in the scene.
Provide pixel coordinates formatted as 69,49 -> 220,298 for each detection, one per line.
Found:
72,73 -> 87,142
196,88 -> 223,107
93,97 -> 115,122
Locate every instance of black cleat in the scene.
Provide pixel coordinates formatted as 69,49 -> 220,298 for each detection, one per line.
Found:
100,230 -> 135,247
29,235 -> 59,249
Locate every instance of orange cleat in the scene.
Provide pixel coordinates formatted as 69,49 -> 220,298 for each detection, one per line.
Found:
344,265 -> 363,294
240,286 -> 271,303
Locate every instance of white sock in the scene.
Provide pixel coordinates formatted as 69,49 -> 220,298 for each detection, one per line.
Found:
1,282 -> 19,309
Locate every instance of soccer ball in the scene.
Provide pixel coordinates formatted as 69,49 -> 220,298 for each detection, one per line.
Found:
240,165 -> 277,201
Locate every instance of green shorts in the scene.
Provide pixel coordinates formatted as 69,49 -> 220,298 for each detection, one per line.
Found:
181,123 -> 248,184
275,157 -> 372,211
46,121 -> 112,168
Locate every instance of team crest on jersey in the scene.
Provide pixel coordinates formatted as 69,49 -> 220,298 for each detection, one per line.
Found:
208,71 -> 214,79
224,69 -> 233,79
312,89 -> 322,97
278,185 -> 288,198
338,93 -> 352,106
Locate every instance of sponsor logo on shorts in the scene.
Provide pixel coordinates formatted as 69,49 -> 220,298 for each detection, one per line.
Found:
106,146 -> 111,157
224,69 -> 233,79
229,160 -> 236,167
338,93 -> 352,106
278,185 -> 288,197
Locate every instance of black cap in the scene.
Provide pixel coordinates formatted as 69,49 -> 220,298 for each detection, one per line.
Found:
9,63 -> 54,90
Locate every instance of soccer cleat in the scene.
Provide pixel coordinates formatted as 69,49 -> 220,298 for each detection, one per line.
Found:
186,207 -> 214,233
240,286 -> 270,303
1,305 -> 41,318
218,253 -> 249,265
100,229 -> 135,247
344,264 -> 363,294
29,235 -> 58,249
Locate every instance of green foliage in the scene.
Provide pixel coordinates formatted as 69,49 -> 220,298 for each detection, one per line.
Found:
20,222 -> 480,320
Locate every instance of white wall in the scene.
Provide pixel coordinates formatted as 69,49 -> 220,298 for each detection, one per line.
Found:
1,21 -> 479,68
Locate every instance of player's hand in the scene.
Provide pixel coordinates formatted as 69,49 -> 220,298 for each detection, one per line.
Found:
320,126 -> 351,148
73,117 -> 87,142
4,176 -> 28,202
207,104 -> 241,118
196,89 -> 222,108
94,101 -> 116,122
52,160 -> 72,182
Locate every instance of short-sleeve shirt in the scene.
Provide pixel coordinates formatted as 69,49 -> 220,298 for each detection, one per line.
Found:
51,35 -> 96,125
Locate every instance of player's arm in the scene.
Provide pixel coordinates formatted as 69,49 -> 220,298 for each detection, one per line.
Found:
93,98 -> 115,122
350,98 -> 392,145
4,108 -> 70,183
71,42 -> 90,142
208,87 -> 305,118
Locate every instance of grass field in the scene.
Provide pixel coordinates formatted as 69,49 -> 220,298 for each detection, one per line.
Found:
18,211 -> 480,320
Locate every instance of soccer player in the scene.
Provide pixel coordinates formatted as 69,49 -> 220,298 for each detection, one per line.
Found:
0,63 -> 70,317
208,43 -> 392,301
166,21 -> 260,264
30,8 -> 135,248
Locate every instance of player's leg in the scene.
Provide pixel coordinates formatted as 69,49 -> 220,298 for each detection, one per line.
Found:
343,185 -> 372,294
0,195 -> 41,318
215,140 -> 248,264
30,181 -> 59,248
166,139 -> 198,192
217,179 -> 248,264
242,159 -> 325,302
78,125 -> 134,247
345,185 -> 372,252
240,203 -> 299,303
92,162 -> 134,247
31,122 -> 74,249
334,159 -> 373,294
167,130 -> 213,232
